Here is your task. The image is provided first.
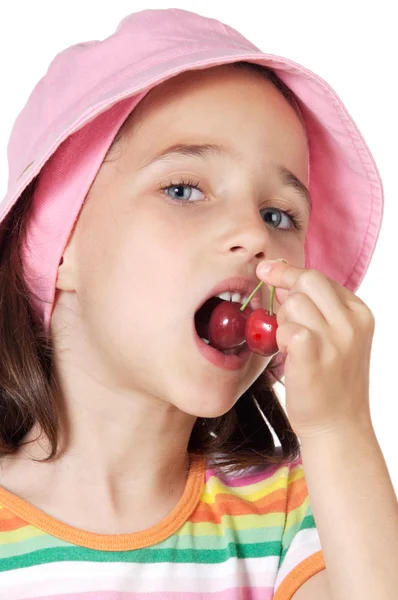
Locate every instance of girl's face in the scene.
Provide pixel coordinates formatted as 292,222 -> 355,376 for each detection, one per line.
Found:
54,65 -> 310,418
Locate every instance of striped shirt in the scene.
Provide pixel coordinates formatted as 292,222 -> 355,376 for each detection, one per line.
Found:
0,453 -> 325,599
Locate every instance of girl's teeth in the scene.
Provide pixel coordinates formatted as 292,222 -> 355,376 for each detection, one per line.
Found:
217,292 -> 231,301
201,338 -> 210,344
215,292 -> 250,305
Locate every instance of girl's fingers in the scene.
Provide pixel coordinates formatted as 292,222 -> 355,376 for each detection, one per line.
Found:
276,291 -> 330,334
276,321 -> 320,362
257,262 -> 359,326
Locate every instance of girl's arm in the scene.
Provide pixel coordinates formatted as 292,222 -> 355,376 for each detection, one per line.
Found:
254,260 -> 398,600
293,421 -> 398,600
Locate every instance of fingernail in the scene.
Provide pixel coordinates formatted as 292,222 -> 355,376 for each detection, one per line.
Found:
258,258 -> 287,274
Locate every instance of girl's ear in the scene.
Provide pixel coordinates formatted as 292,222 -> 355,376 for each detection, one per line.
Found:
55,241 -> 77,292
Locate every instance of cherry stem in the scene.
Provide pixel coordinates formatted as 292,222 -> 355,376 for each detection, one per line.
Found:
269,285 -> 275,317
240,280 -> 276,315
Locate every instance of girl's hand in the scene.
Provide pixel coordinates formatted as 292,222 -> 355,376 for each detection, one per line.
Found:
256,260 -> 376,440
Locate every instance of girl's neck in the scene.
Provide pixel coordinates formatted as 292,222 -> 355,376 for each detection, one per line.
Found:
0,424 -> 193,534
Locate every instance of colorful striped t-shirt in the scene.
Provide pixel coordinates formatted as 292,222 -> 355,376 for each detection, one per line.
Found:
0,453 -> 326,599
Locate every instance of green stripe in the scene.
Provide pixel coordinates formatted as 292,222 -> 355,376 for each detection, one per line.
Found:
156,526 -> 283,550
0,541 -> 282,572
280,514 -> 315,563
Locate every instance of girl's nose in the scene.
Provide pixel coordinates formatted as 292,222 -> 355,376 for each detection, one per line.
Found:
225,209 -> 269,261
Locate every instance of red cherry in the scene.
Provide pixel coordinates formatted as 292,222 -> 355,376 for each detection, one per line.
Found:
208,301 -> 252,350
244,282 -> 279,356
245,308 -> 278,356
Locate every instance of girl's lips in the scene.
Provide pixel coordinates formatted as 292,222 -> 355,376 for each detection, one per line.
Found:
193,322 -> 251,371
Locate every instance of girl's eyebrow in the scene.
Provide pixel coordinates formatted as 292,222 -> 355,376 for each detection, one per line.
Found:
140,142 -> 312,216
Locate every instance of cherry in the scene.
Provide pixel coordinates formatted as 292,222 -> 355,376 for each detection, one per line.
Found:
244,284 -> 279,356
208,301 -> 252,350
207,280 -> 279,356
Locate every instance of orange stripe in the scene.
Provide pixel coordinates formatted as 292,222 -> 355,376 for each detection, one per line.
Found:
191,480 -> 307,523
286,477 -> 308,512
274,551 -> 327,600
0,507 -> 20,522
0,513 -> 29,532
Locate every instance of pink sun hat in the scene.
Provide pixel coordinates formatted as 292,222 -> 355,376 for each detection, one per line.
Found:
0,8 -> 384,361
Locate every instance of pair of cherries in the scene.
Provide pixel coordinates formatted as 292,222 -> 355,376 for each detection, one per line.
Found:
208,280 -> 279,356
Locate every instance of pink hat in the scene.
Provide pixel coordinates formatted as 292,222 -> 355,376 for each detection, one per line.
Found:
0,8 -> 384,371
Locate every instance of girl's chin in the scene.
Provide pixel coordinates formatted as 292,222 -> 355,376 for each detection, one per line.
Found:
171,390 -> 247,421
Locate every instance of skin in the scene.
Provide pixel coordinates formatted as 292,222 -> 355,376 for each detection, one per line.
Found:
0,65 -> 310,533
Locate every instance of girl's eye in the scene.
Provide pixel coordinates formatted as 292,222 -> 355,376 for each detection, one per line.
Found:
162,180 -> 205,202
260,207 -> 301,231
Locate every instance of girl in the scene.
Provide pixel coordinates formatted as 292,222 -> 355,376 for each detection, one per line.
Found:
0,7 -> 396,600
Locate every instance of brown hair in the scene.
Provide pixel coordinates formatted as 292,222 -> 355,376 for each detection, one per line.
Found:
0,62 -> 302,474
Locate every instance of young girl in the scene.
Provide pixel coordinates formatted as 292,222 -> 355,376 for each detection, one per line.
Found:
0,7 -> 396,600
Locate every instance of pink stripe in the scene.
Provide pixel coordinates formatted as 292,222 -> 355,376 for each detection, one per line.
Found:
29,588 -> 274,600
205,460 -> 299,487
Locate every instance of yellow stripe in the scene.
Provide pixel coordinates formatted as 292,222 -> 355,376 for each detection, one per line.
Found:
0,524 -> 47,545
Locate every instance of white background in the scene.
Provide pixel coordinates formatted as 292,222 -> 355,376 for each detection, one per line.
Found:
0,1 -> 397,491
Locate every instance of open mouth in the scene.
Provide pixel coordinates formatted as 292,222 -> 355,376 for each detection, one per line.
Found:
194,297 -> 246,355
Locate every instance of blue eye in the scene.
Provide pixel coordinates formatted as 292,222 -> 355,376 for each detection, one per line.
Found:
260,207 -> 300,231
162,180 -> 204,202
